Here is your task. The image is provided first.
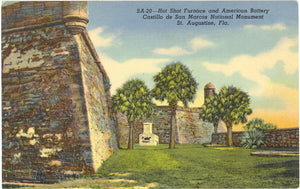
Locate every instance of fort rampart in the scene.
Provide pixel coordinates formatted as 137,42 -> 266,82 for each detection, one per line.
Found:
2,1 -> 117,182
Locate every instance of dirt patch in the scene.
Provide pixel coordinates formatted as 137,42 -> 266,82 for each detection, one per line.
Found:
3,178 -> 159,188
3,178 -> 136,188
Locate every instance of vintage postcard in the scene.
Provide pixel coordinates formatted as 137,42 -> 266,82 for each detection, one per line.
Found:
2,0 -> 299,188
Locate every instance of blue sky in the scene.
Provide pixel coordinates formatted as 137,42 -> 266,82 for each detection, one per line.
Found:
86,1 -> 298,129
2,0 -> 298,129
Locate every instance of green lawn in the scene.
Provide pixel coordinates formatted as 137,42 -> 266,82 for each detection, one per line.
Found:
6,144 -> 299,188
95,144 -> 299,188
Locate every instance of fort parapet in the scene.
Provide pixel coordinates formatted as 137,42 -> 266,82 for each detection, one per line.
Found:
2,2 -> 117,182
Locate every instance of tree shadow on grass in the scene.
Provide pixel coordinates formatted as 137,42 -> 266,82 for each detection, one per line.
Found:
255,160 -> 299,178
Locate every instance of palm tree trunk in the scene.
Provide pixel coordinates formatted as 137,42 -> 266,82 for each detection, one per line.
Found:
226,121 -> 233,146
214,123 -> 218,133
128,121 -> 134,149
115,113 -> 121,149
169,102 -> 177,149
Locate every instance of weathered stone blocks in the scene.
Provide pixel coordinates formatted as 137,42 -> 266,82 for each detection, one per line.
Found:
118,106 -> 214,145
2,1 -> 117,182
212,128 -> 299,148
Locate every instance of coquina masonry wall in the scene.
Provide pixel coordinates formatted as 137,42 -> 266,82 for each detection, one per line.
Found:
118,106 -> 214,145
212,128 -> 299,147
2,1 -> 117,182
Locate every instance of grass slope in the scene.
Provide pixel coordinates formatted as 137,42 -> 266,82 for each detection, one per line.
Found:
6,145 -> 298,188
96,144 -> 299,188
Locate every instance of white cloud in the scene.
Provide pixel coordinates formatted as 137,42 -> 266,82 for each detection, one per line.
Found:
99,53 -> 170,93
88,26 -> 170,93
244,25 -> 255,29
261,23 -> 286,30
247,81 -> 299,129
202,37 -> 298,128
88,27 -> 117,48
244,23 -> 287,30
202,37 -> 298,96
153,37 -> 214,56
153,46 -> 191,56
262,81 -> 298,109
190,37 -> 215,51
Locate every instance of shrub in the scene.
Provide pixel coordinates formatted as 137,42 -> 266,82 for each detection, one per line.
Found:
241,129 -> 265,149
243,118 -> 276,131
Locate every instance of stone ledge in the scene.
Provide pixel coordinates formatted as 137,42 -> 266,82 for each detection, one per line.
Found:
251,151 -> 299,157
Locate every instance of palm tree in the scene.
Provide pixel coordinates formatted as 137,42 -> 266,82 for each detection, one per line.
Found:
200,94 -> 221,134
200,86 -> 252,146
152,62 -> 197,149
244,118 -> 276,131
112,79 -> 155,149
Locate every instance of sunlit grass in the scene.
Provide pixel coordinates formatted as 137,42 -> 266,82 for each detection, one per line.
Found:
96,144 -> 299,188
7,144 -> 298,188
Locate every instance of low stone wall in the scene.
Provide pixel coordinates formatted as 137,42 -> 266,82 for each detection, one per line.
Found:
212,131 -> 244,146
212,128 -> 299,148
264,128 -> 299,147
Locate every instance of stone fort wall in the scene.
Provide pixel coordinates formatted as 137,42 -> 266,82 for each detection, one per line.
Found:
2,1 -> 117,182
212,128 -> 299,148
117,106 -> 218,145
